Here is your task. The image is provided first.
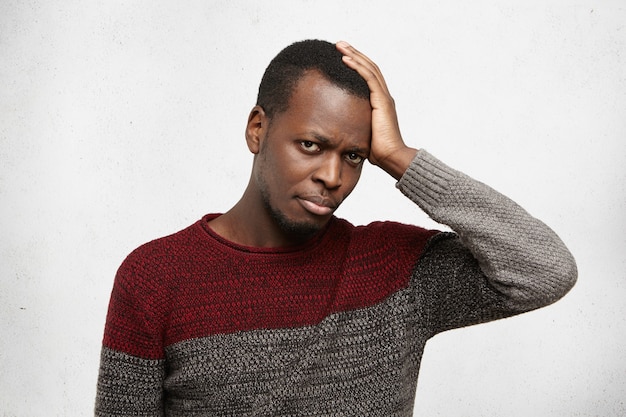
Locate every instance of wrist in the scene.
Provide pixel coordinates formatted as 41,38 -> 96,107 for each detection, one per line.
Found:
377,146 -> 419,180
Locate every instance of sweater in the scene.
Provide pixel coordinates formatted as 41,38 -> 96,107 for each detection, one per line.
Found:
95,151 -> 577,416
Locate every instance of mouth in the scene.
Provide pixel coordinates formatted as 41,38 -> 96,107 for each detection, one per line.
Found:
296,195 -> 338,216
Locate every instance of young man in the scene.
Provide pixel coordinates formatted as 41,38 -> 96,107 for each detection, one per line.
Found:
96,40 -> 577,416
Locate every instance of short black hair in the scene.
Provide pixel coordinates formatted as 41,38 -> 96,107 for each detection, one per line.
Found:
256,39 -> 370,119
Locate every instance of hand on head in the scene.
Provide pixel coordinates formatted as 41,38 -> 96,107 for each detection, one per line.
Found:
336,41 -> 418,180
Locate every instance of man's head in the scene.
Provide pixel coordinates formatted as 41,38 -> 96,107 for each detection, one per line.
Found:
243,40 -> 373,245
256,39 -> 370,120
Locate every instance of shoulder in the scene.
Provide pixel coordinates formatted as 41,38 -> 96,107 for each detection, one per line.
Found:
126,222 -> 200,262
331,217 -> 440,261
115,218 -> 210,288
345,218 -> 438,248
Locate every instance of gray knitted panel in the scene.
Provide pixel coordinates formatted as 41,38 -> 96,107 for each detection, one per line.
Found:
96,348 -> 166,416
162,284 -> 429,416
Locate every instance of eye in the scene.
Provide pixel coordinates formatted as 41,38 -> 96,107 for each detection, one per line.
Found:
300,141 -> 321,152
345,152 -> 365,165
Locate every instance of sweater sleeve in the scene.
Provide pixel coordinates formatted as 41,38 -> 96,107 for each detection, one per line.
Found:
95,252 -> 166,416
396,150 -> 577,334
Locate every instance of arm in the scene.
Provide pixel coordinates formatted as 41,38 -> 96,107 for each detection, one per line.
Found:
399,150 -> 577,331
96,348 -> 165,417
337,41 -> 577,330
95,254 -> 166,416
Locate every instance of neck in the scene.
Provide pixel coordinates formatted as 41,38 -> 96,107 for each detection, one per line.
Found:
208,186 -> 316,248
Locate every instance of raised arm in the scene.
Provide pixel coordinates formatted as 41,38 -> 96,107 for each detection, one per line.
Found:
336,41 -> 577,330
399,151 -> 577,331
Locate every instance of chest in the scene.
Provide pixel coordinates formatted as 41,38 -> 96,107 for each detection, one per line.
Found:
162,287 -> 430,416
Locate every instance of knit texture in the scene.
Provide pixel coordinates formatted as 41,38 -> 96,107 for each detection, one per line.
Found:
96,150 -> 577,416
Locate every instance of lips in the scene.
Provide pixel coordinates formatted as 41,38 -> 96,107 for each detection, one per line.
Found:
297,195 -> 338,216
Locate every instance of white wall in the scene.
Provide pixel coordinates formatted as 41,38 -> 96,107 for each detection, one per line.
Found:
1,1 -> 624,415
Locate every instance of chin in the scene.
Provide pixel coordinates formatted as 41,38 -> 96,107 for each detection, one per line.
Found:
260,188 -> 328,240
271,207 -> 327,239
277,216 -> 325,238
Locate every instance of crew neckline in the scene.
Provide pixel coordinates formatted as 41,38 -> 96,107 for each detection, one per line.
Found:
197,213 -> 336,254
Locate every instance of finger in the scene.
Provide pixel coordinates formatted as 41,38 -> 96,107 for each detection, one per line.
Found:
336,41 -> 373,64
336,41 -> 389,92
336,41 -> 378,72
341,54 -> 391,99
338,41 -> 387,92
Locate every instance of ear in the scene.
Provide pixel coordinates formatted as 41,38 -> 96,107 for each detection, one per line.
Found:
245,105 -> 268,154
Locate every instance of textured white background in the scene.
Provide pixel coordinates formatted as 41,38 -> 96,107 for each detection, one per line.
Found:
1,1 -> 625,415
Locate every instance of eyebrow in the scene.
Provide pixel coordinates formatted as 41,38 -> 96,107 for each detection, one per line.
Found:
308,132 -> 370,155
310,132 -> 331,144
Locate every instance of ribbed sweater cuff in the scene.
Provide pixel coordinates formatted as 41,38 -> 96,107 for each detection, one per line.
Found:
395,150 -> 458,214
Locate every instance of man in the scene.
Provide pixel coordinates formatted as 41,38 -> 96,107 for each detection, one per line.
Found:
96,40 -> 577,416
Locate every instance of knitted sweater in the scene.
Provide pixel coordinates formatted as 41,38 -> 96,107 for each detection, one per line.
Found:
96,151 -> 577,416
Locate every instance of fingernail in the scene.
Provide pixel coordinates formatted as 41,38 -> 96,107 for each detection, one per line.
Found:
337,41 -> 351,48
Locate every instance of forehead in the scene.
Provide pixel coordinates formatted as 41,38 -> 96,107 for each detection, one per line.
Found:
274,71 -> 372,141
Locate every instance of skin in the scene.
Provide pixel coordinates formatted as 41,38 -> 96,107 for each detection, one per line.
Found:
209,42 -> 418,248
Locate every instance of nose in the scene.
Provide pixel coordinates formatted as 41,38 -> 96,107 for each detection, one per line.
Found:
312,154 -> 342,189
